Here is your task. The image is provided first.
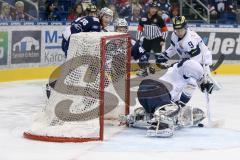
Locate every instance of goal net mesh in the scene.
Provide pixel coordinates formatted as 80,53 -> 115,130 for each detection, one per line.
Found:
24,32 -> 131,142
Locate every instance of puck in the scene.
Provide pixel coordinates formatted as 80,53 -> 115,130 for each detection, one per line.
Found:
198,123 -> 204,127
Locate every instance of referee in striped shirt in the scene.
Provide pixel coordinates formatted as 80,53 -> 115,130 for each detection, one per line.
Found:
136,2 -> 168,76
137,2 -> 168,53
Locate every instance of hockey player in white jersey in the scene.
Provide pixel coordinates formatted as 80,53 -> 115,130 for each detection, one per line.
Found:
155,16 -> 212,67
128,16 -> 215,137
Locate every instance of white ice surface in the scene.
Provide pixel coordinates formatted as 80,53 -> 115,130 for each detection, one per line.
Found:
0,75 -> 240,160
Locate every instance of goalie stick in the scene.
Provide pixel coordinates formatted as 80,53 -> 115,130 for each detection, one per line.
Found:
202,52 -> 225,128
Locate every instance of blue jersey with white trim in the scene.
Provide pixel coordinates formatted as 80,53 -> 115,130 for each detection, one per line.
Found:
131,39 -> 146,60
62,16 -> 101,57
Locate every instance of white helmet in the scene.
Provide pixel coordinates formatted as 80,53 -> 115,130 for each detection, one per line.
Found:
114,18 -> 128,32
99,7 -> 113,18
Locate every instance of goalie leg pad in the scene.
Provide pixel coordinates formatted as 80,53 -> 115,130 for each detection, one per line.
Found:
178,106 -> 205,127
126,107 -> 152,129
146,103 -> 180,138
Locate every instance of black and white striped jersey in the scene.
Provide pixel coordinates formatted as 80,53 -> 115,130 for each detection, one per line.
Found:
136,14 -> 168,40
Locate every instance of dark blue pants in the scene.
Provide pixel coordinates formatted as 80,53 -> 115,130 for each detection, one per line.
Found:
137,79 -> 171,114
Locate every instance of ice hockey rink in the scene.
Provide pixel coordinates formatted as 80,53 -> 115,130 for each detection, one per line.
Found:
0,75 -> 240,160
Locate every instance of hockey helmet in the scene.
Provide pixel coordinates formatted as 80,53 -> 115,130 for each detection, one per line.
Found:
86,3 -> 97,12
99,7 -> 113,18
114,18 -> 128,32
172,16 -> 187,29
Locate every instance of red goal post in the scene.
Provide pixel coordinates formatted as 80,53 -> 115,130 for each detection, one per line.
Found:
24,32 -> 132,142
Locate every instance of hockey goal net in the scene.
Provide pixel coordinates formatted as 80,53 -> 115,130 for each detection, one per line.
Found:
24,32 -> 131,142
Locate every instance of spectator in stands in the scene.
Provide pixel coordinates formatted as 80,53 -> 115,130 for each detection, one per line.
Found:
4,0 -> 15,5
210,0 -> 233,14
143,0 -> 171,17
97,0 -> 111,9
209,0 -> 236,23
67,3 -> 84,21
25,0 -> 38,18
108,4 -> 119,20
118,1 -> 132,18
45,1 -> 61,21
12,1 -> 29,21
119,0 -> 142,19
158,0 -> 172,15
127,5 -> 141,22
0,2 -> 12,21
158,9 -> 171,22
131,0 -> 143,11
170,5 -> 180,18
116,0 -> 129,7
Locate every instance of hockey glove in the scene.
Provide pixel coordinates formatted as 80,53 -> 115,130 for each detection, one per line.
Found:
200,81 -> 214,94
155,52 -> 168,68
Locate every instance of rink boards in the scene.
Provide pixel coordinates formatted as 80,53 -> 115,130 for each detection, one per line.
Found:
0,23 -> 240,82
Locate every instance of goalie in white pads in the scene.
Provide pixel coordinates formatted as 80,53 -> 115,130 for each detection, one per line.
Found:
128,16 -> 217,137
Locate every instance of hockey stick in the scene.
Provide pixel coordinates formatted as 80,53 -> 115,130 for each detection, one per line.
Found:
157,53 -> 225,71
210,54 -> 225,72
204,90 -> 224,128
202,54 -> 224,128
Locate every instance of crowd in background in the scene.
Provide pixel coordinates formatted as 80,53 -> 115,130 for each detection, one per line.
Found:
0,0 -> 240,24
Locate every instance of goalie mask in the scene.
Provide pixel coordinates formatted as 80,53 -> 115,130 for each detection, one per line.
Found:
114,18 -> 128,33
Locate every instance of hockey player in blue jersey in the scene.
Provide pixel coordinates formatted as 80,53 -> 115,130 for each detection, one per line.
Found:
61,7 -> 113,57
113,18 -> 149,69
46,7 -> 113,99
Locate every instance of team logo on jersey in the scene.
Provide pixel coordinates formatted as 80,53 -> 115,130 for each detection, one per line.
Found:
141,18 -> 147,21
153,19 -> 157,23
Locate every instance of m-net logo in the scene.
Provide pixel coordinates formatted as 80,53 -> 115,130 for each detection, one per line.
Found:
44,30 -> 65,64
45,30 -> 63,49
